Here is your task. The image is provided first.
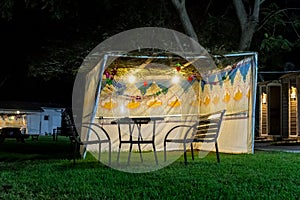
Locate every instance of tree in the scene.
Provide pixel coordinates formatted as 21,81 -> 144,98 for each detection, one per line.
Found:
171,0 -> 261,51
171,0 -> 260,51
232,0 -> 261,51
0,0 -> 79,87
257,2 -> 300,68
0,0 -> 78,21
171,0 -> 199,42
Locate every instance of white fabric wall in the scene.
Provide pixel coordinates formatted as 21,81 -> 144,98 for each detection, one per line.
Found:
86,115 -> 251,154
82,53 -> 257,155
86,117 -> 197,152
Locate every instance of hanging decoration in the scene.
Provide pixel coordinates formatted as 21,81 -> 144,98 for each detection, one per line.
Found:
200,64 -> 236,85
175,63 -> 181,72
187,76 -> 194,82
191,63 -> 240,86
100,60 -> 246,104
104,69 -> 114,85
103,58 -> 247,92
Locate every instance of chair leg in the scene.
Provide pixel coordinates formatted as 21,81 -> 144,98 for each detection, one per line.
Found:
183,143 -> 187,165
191,143 -> 194,160
98,143 -> 101,162
215,142 -> 220,163
117,142 -> 122,163
164,141 -> 167,162
73,142 -> 77,166
108,142 -> 111,166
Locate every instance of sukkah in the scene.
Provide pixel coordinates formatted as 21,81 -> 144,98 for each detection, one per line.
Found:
75,50 -> 258,166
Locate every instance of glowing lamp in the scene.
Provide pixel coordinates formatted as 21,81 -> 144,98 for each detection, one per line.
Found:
128,75 -> 136,84
290,86 -> 297,99
171,75 -> 180,84
262,92 -> 267,104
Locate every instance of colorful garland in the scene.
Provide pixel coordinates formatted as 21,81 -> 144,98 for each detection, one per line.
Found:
121,88 -> 168,101
102,62 -> 240,101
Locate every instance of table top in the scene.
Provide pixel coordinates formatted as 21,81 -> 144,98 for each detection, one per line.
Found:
111,116 -> 164,125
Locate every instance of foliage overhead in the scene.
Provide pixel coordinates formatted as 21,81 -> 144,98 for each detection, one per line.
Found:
0,0 -> 299,103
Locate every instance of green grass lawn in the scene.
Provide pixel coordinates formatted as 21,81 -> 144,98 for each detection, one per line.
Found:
0,136 -> 299,199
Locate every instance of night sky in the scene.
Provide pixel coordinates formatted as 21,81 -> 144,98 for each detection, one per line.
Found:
0,0 -> 299,107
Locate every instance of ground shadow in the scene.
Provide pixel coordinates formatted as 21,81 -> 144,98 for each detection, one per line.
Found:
0,136 -> 73,162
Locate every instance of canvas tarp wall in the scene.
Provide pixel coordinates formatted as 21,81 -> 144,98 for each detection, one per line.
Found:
75,52 -> 257,156
198,56 -> 257,153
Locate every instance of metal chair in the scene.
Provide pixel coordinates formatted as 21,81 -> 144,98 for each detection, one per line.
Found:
164,110 -> 226,164
70,122 -> 111,166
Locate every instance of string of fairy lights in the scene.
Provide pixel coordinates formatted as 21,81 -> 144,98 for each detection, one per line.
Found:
102,62 -> 240,101
0,115 -> 25,122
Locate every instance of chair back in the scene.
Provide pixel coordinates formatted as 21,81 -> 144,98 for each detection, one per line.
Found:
193,110 -> 226,143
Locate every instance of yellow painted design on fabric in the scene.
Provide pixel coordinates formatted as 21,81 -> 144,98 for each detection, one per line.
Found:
203,96 -> 210,106
234,88 -> 243,101
127,101 -> 140,109
223,91 -> 230,103
102,101 -> 117,110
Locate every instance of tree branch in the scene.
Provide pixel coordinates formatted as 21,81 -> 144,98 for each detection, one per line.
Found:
253,0 -> 260,20
260,0 -> 266,5
233,0 -> 248,28
283,12 -> 300,39
257,8 -> 300,32
204,0 -> 212,16
171,0 -> 184,9
0,76 -> 9,89
171,0 -> 198,41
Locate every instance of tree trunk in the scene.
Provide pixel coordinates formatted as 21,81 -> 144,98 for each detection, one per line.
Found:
233,0 -> 260,51
239,20 -> 257,50
171,0 -> 198,42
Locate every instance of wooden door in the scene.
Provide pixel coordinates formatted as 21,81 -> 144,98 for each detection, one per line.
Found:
267,84 -> 282,136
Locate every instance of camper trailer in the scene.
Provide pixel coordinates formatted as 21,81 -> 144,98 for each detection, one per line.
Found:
26,107 -> 64,135
0,102 -> 65,136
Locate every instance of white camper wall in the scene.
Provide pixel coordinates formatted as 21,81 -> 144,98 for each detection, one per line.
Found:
40,108 -> 63,135
27,113 -> 42,135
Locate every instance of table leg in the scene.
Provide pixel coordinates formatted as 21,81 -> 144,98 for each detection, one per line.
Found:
127,142 -> 133,165
153,120 -> 158,165
137,124 -> 143,163
127,123 -> 134,165
153,142 -> 158,165
117,124 -> 122,164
